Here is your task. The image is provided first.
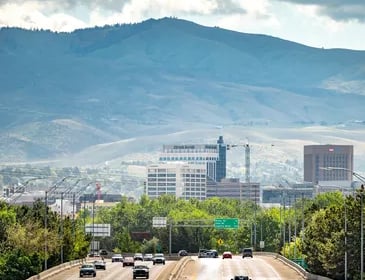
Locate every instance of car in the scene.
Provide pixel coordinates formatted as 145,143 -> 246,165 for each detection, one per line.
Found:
206,250 -> 215,258
231,276 -> 251,280
222,251 -> 233,259
134,253 -> 144,261
198,249 -> 208,258
242,248 -> 253,258
88,252 -> 100,258
79,263 -> 96,278
99,249 -> 109,257
111,253 -> 124,262
93,260 -> 106,270
123,256 -> 135,267
178,250 -> 188,256
133,264 -> 150,279
207,249 -> 218,258
152,253 -> 165,265
143,253 -> 153,261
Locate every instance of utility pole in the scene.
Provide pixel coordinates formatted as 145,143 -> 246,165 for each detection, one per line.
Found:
44,176 -> 73,270
344,194 -> 348,280
60,192 -> 64,264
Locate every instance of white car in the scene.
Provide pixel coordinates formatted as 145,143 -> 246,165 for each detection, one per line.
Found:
111,253 -> 124,262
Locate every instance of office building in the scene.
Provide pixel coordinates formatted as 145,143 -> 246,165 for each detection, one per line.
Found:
304,145 -> 353,184
216,136 -> 227,182
146,162 -> 206,200
159,136 -> 227,182
262,183 -> 315,206
206,178 -> 260,203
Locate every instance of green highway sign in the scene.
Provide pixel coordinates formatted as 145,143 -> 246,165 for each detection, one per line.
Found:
214,218 -> 239,229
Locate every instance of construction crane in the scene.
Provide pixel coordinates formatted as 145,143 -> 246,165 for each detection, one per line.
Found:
226,143 -> 250,184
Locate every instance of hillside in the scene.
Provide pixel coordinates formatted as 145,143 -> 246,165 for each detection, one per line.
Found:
0,17 -> 365,178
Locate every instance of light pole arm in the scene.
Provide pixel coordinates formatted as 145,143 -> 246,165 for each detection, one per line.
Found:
353,172 -> 365,184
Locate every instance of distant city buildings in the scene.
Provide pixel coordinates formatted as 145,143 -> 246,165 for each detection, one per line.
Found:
158,135 -> 226,182
147,136 -> 260,202
206,178 -> 260,203
304,145 -> 353,184
146,162 -> 206,200
261,182 -> 314,206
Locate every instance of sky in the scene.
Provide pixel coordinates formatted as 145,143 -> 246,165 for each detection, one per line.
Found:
0,0 -> 365,50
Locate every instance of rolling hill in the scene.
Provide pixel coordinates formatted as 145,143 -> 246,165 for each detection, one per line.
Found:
1,17 -> 365,181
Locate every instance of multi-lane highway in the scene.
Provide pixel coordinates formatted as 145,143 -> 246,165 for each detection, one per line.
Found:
50,255 -> 304,280
50,259 -> 176,280
180,255 -> 305,280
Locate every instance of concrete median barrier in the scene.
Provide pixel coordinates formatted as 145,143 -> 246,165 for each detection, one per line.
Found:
168,256 -> 193,280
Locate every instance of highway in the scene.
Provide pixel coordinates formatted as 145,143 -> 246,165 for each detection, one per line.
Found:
179,255 -> 305,280
49,255 -> 304,280
50,259 -> 177,280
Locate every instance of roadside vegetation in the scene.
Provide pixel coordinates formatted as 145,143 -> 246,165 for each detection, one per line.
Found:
0,190 -> 364,280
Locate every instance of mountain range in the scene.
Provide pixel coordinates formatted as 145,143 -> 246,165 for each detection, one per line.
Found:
1,17 -> 365,183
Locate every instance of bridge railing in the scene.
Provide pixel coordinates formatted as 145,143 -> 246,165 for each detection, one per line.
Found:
26,259 -> 85,280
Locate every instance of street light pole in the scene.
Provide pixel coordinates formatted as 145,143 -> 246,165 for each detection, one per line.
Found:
44,190 -> 48,270
44,176 -> 73,270
361,187 -> 364,280
60,192 -> 64,264
344,192 -> 348,280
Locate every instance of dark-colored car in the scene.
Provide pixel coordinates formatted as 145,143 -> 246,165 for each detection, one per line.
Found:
93,260 -> 106,270
111,253 -> 124,262
79,263 -> 96,278
88,252 -> 100,258
178,250 -> 188,256
231,276 -> 251,280
152,253 -> 165,265
242,248 -> 253,258
99,249 -> 109,257
133,265 -> 149,279
123,257 -> 135,267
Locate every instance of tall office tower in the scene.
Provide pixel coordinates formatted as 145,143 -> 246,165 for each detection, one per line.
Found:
216,136 -> 227,182
304,145 -> 354,184
146,162 -> 206,200
159,136 -> 227,182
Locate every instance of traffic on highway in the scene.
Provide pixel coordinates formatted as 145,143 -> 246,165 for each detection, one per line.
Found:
50,253 -> 303,280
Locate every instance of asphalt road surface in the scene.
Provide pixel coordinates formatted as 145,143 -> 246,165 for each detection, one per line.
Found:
179,255 -> 305,280
49,255 -> 304,280
50,259 -> 176,280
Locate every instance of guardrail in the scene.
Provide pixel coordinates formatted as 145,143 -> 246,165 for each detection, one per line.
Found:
255,252 -> 332,280
167,252 -> 333,280
26,259 -> 85,280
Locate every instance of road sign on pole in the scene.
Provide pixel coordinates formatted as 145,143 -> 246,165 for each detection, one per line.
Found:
214,218 -> 239,229
153,217 -> 167,228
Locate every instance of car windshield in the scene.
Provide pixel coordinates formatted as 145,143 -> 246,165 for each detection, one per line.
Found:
82,264 -> 94,268
154,254 -> 164,257
135,265 -> 148,269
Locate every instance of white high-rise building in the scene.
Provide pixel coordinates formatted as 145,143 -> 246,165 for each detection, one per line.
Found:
159,142 -> 223,182
146,162 -> 206,200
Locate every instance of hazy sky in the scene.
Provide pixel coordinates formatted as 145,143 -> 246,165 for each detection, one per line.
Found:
1,0 -> 364,50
